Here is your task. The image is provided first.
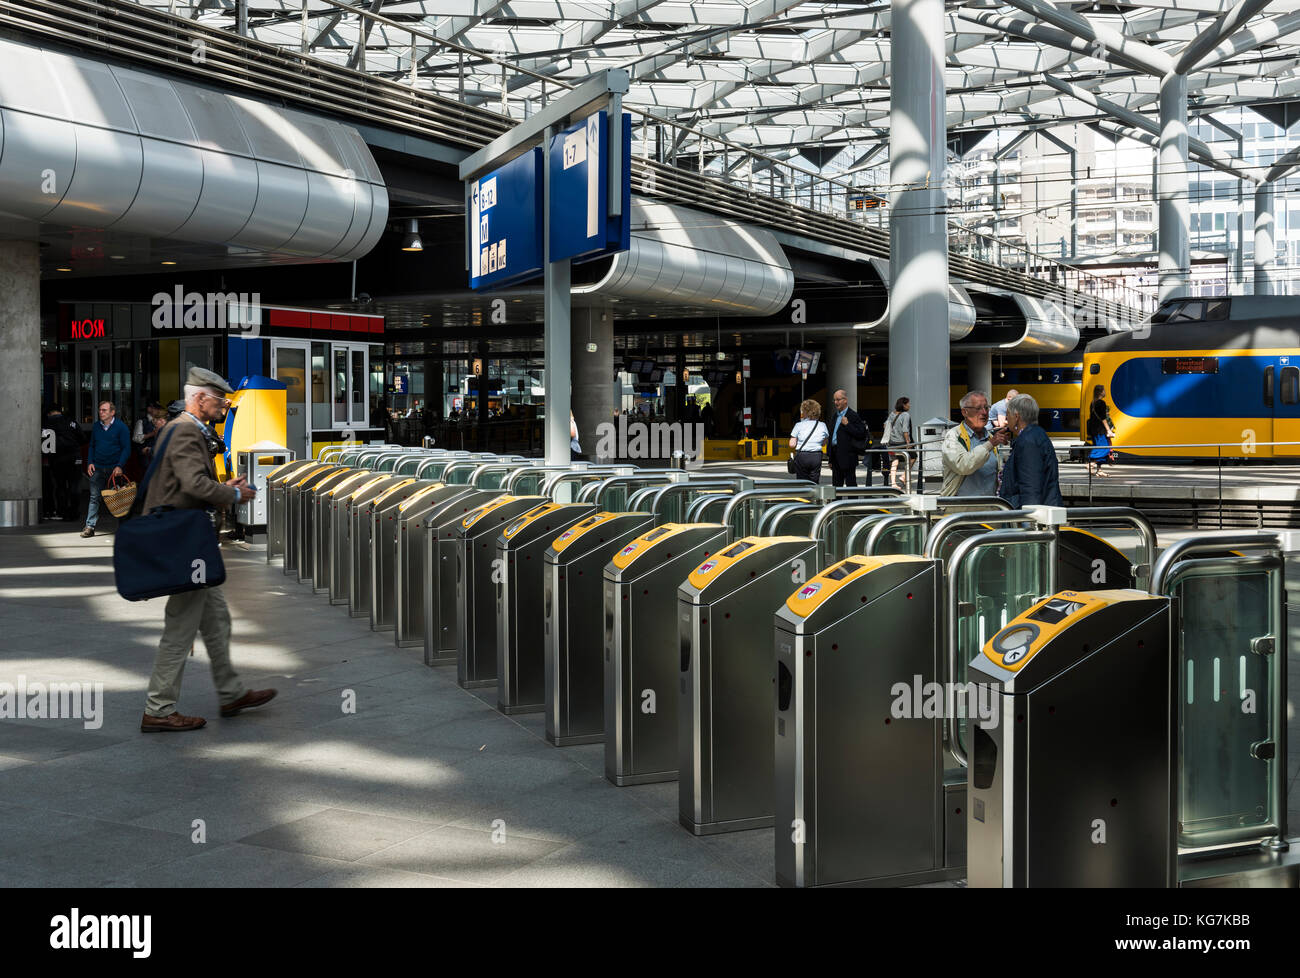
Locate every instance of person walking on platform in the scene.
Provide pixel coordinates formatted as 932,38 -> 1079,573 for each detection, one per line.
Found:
138,367 -> 276,733
1087,384 -> 1116,477
788,399 -> 829,483
827,388 -> 868,487
81,401 -> 131,538
45,405 -> 83,521
999,393 -> 1064,508
941,390 -> 1008,497
883,396 -> 914,491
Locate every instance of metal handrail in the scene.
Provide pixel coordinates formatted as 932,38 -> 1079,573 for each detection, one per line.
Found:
1061,507 -> 1157,588
925,509 -> 1037,564
864,514 -> 929,556
759,502 -> 822,537
646,478 -> 754,524
721,485 -> 833,539
843,514 -> 895,558
808,498 -> 912,544
683,491 -> 734,523
1151,532 -> 1281,595
945,528 -> 1057,768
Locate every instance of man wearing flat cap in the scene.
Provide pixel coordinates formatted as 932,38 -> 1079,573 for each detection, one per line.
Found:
138,367 -> 276,733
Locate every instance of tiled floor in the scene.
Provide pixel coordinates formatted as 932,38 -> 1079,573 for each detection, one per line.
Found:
2,521 -> 1296,887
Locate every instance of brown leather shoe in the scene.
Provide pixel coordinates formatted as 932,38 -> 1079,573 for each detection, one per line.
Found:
141,712 -> 206,733
220,688 -> 277,718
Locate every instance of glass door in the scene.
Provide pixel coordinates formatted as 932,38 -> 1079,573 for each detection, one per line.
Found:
271,340 -> 310,459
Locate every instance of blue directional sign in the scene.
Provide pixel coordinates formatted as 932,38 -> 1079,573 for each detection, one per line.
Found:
548,111 -> 631,263
469,147 -> 544,290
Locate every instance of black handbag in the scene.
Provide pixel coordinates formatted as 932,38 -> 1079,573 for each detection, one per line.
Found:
112,426 -> 227,601
787,424 -> 816,474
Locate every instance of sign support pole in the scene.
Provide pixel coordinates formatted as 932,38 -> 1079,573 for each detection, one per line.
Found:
543,122 -> 572,465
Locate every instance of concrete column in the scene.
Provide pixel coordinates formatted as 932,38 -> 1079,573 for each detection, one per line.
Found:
966,351 -> 993,398
1158,73 -> 1190,303
826,336 -> 859,410
571,304 -> 613,460
889,0 -> 950,433
542,123 -> 572,465
1255,182 -> 1276,296
0,240 -> 41,527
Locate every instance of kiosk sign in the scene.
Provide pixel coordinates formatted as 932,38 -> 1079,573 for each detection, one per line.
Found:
469,148 -> 544,290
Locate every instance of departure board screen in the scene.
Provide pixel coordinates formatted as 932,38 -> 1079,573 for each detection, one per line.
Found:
1161,357 -> 1219,375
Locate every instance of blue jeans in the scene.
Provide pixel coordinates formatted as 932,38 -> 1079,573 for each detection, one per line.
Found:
85,467 -> 113,528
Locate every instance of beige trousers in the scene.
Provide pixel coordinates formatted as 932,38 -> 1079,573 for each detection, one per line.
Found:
145,586 -> 245,717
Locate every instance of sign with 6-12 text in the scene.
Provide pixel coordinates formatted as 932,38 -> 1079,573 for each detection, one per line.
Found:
469,148 -> 544,290
548,111 -> 631,263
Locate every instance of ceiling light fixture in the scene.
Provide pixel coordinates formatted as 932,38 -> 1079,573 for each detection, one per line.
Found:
109,254 -> 126,260
161,260 -> 177,265
56,266 -> 72,272
401,218 -> 423,252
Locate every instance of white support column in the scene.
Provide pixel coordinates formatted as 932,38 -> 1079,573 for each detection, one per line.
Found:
0,240 -> 41,526
967,352 -> 993,399
1255,182 -> 1276,296
1158,73 -> 1190,304
889,0 -> 950,433
543,124 -> 572,465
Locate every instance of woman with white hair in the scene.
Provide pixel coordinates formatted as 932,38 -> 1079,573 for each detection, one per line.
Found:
998,393 -> 1064,508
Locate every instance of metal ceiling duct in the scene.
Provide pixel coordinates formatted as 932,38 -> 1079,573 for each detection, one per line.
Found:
0,36 -> 387,261
960,287 -> 1080,353
573,201 -> 794,316
856,258 -> 977,340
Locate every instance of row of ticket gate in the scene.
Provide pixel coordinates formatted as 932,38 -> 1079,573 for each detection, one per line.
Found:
263,445 -> 1296,888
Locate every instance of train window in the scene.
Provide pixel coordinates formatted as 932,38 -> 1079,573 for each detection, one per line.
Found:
1168,301 -> 1205,323
1282,366 -> 1300,405
1149,301 -> 1180,324
1204,299 -> 1231,321
1161,357 -> 1220,374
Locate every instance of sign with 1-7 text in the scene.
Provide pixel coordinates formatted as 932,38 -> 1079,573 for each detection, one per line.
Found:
469,147 -> 544,290
548,111 -> 632,263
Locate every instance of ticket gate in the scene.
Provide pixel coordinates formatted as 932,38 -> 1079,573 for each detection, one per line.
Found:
311,471 -> 374,593
295,467 -> 357,585
967,590 -> 1175,888
350,478 -> 418,618
370,482 -> 452,632
331,475 -> 403,607
284,465 -> 342,577
774,555 -> 951,888
604,522 -> 730,786
455,494 -> 548,688
495,502 -> 599,714
265,459 -> 324,564
544,512 -> 655,746
678,535 -> 820,836
393,484 -> 476,648
423,489 -> 504,666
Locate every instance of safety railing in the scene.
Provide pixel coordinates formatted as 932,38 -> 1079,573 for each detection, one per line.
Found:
1,0 -> 1152,321
1061,439 -> 1300,527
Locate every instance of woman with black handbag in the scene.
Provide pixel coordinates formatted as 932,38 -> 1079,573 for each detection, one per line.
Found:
787,398 -> 829,483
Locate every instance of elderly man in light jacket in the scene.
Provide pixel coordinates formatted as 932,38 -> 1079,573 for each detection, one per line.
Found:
941,390 -> 1009,497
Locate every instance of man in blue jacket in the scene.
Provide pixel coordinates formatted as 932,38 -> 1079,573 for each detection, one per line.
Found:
82,400 -> 132,537
999,394 -> 1064,508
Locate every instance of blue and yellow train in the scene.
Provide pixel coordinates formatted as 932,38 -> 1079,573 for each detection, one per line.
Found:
1082,295 -> 1300,458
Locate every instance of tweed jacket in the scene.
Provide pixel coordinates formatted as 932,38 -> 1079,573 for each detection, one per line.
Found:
142,416 -> 236,512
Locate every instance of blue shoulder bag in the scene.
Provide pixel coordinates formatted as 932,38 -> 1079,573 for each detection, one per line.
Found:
112,425 -> 227,601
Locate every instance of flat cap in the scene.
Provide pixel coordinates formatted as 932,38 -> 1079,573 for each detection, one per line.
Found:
186,366 -> 234,395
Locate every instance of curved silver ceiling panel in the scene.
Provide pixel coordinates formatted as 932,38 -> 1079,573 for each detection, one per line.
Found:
0,36 -> 387,261
960,287 -> 1080,353
860,258 -> 977,340
575,201 -> 793,316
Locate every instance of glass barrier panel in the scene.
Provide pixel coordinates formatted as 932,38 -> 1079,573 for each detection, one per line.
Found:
1175,567 -> 1275,848
876,523 -> 926,556
952,540 -> 1050,766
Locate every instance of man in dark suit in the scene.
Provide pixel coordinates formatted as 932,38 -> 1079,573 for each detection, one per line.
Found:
827,388 -> 869,487
138,367 -> 276,733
